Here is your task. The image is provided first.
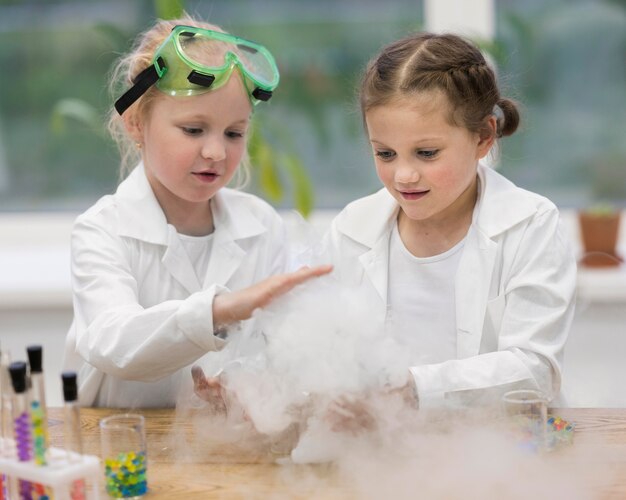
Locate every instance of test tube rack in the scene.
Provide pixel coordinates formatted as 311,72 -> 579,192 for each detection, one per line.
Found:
0,437 -> 100,500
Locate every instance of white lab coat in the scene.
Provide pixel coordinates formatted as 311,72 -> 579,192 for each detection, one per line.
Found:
63,164 -> 287,408
324,164 -> 576,406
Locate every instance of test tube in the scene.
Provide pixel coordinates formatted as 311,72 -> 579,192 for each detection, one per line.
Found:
9,361 -> 33,500
27,346 -> 53,500
62,372 -> 86,500
26,346 -> 49,466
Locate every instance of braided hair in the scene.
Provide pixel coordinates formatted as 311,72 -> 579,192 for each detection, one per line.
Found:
360,32 -> 519,140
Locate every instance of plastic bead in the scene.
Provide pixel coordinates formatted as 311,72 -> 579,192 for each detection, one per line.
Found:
104,451 -> 147,498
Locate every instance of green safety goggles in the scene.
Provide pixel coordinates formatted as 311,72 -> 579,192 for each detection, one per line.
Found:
115,25 -> 280,115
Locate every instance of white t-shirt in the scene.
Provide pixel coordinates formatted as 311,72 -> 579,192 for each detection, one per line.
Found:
386,221 -> 465,365
177,232 -> 214,282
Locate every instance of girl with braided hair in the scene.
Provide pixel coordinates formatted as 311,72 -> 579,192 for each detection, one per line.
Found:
323,32 -> 576,428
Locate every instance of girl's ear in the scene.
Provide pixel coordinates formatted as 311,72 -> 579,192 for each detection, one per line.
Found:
476,115 -> 497,159
122,109 -> 143,144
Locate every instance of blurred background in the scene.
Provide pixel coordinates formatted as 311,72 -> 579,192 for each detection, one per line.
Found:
1,0 -> 625,210
1,0 -> 625,406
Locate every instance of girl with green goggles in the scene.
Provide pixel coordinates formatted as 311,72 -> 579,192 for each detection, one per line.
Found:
69,16 -> 332,409
115,25 -> 280,115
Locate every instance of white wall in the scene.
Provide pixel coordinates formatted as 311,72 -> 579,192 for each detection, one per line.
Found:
561,303 -> 626,407
425,0 -> 494,38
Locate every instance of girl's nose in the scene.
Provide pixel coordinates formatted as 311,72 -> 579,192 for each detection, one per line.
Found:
201,135 -> 226,162
395,161 -> 421,184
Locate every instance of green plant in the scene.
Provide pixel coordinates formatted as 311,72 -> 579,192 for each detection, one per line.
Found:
582,202 -> 618,217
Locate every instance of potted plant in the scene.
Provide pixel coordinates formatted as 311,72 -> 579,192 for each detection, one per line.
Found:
578,203 -> 623,267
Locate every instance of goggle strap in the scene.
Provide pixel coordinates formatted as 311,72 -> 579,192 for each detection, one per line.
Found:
187,70 -> 215,88
252,88 -> 273,102
114,57 -> 165,115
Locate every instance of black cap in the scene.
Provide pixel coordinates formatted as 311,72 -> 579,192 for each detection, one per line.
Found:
27,345 -> 43,373
9,361 -> 28,393
61,371 -> 78,402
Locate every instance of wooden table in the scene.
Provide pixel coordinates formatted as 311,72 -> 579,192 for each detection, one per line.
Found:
47,407 -> 626,499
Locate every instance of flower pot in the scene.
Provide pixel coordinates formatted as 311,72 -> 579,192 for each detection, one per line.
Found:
578,211 -> 623,267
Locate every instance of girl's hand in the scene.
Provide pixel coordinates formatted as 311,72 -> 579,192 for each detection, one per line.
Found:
326,394 -> 377,435
191,365 -> 228,415
191,365 -> 254,424
325,376 -> 418,435
212,264 -> 333,329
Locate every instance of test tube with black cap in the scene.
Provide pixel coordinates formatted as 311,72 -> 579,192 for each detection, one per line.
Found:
62,371 -> 87,500
61,372 -> 83,457
9,361 -> 33,500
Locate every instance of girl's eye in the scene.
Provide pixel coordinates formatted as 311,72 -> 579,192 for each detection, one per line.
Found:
375,150 -> 396,161
418,149 -> 438,159
226,130 -> 245,139
182,127 -> 203,136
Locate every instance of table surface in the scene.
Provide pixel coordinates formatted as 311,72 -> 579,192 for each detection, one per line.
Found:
47,407 -> 626,500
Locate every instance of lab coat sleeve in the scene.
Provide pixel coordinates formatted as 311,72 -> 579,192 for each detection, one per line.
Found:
410,207 -> 576,406
70,216 -> 226,383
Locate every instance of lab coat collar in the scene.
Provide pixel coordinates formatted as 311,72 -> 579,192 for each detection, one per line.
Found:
115,164 -> 267,245
336,188 -> 399,249
472,164 -> 541,239
202,190 -> 267,291
114,164 -> 268,294
115,164 -> 169,245
333,189 -> 397,303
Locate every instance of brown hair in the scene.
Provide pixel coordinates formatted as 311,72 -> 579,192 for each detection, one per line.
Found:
359,32 -> 519,140
107,14 -> 250,187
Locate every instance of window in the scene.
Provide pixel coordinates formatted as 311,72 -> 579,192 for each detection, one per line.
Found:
494,0 -> 626,207
1,0 -> 623,212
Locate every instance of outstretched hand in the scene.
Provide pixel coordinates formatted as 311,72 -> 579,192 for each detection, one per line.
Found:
212,264 -> 333,329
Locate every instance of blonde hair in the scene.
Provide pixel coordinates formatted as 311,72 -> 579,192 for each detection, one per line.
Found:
107,13 -> 250,187
359,32 -> 519,140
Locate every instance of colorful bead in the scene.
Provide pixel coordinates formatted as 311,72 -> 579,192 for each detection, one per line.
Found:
509,414 -> 575,453
546,414 -> 575,450
104,451 -> 148,498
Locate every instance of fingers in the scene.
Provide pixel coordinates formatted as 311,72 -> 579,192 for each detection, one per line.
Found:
328,411 -> 376,434
291,264 -> 334,284
191,365 -> 206,384
298,264 -> 334,277
191,366 -> 212,393
204,377 -> 222,389
270,264 -> 334,297
212,263 -> 334,326
328,397 -> 356,418
326,396 -> 377,435
191,365 -> 225,411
